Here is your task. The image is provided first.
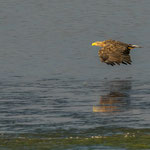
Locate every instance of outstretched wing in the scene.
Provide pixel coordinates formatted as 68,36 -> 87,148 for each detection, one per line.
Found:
103,43 -> 130,54
99,44 -> 132,65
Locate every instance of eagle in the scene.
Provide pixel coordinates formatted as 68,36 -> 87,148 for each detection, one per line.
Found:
92,39 -> 142,66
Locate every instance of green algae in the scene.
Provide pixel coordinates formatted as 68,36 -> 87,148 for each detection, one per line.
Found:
0,128 -> 150,150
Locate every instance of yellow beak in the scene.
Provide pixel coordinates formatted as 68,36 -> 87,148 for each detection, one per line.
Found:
91,41 -> 104,47
91,42 -> 97,46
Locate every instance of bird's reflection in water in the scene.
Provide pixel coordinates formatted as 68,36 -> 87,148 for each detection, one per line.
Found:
93,80 -> 131,113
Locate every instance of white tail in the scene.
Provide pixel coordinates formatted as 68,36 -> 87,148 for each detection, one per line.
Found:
131,45 -> 142,48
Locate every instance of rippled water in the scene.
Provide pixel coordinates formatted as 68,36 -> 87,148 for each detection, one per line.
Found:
0,0 -> 150,149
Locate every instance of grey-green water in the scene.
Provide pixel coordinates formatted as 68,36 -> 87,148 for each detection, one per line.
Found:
0,0 -> 150,149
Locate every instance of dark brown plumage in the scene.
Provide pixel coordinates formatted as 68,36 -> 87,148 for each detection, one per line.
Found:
92,39 -> 141,66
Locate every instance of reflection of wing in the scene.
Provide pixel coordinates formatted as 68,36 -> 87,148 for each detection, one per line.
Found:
93,92 -> 127,113
93,80 -> 131,113
93,105 -> 118,112
109,80 -> 132,92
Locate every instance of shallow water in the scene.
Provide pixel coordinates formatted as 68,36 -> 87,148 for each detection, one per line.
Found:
0,0 -> 150,149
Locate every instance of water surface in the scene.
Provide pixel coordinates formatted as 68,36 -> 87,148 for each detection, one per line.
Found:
0,0 -> 150,149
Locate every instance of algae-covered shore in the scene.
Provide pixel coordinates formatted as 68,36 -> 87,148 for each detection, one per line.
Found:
0,127 -> 150,150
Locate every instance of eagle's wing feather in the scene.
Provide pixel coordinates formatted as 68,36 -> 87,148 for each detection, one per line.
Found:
99,44 -> 131,65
